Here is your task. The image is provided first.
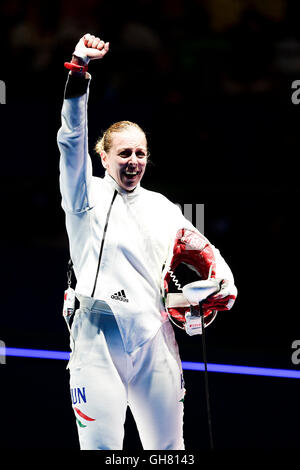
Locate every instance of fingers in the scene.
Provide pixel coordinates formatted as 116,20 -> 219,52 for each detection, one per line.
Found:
101,41 -> 110,58
83,33 -> 107,50
83,33 -> 94,47
96,40 -> 104,50
77,33 -> 109,61
93,38 -> 101,48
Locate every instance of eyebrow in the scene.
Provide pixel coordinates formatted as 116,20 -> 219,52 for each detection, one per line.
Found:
117,147 -> 147,152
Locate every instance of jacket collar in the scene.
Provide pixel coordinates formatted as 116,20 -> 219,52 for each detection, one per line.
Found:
104,171 -> 141,199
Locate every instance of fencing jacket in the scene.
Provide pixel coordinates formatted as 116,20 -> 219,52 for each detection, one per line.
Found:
57,74 -> 235,354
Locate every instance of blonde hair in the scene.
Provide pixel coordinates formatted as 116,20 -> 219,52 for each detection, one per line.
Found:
94,120 -> 148,155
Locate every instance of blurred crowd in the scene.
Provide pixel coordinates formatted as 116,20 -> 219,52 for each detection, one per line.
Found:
1,0 -> 299,247
2,0 -> 300,100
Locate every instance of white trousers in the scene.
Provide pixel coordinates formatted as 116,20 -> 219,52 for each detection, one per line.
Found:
68,299 -> 185,450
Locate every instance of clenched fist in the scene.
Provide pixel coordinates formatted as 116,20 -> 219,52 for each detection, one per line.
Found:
72,33 -> 110,65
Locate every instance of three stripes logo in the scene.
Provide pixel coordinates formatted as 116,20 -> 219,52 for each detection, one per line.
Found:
111,289 -> 129,303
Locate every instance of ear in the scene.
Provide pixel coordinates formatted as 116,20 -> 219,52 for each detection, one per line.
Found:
100,151 -> 108,169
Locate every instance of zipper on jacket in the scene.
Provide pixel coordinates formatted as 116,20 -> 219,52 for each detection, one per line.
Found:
91,190 -> 118,297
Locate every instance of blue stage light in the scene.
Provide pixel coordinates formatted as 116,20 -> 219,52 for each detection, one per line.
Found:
1,347 -> 70,361
181,361 -> 300,379
1,347 -> 300,379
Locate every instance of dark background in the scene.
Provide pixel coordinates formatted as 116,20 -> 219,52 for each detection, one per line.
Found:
0,0 -> 300,451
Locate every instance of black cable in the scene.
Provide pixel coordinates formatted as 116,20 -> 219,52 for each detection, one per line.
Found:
200,303 -> 214,450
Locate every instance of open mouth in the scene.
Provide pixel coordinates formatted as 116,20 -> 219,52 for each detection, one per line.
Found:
124,170 -> 139,178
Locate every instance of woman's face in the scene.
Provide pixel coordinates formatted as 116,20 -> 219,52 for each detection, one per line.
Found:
101,127 -> 148,191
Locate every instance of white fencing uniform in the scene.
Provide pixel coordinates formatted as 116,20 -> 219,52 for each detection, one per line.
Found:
57,74 -> 235,450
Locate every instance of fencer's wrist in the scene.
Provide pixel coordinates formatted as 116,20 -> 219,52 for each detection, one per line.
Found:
67,55 -> 89,78
72,47 -> 90,65
71,54 -> 87,65
72,55 -> 88,66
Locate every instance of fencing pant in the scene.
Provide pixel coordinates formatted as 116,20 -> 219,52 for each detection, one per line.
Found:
68,299 -> 185,450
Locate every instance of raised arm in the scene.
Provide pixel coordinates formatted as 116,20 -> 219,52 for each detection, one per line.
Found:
57,34 -> 109,213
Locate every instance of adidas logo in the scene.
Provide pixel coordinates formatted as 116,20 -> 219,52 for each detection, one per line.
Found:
111,289 -> 129,303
